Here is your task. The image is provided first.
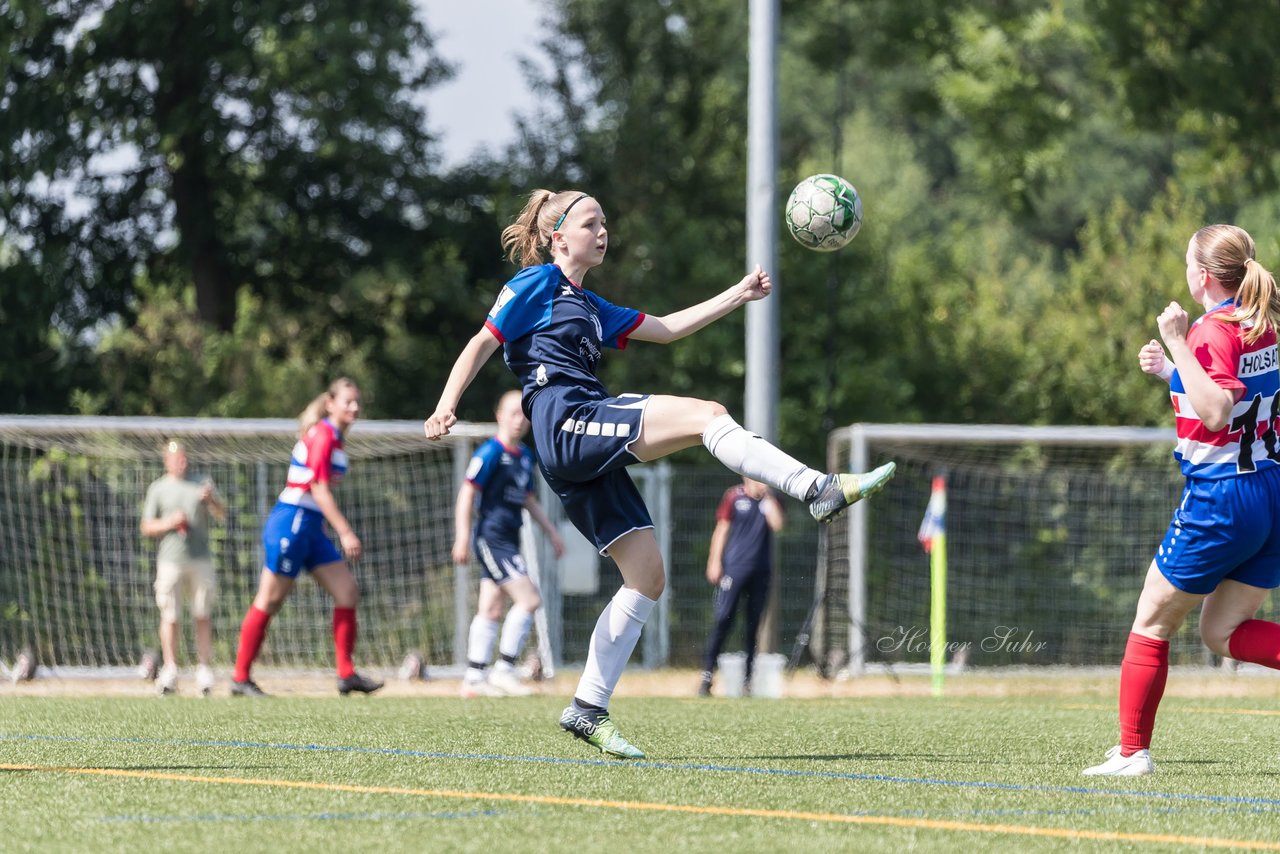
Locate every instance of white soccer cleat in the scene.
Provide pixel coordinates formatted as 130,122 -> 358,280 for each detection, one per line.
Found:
1082,745 -> 1155,777
487,667 -> 533,697
155,665 -> 178,696
459,678 -> 505,699
196,665 -> 216,697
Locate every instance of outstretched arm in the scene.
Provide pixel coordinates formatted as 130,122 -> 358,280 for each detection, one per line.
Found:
424,329 -> 502,439
630,265 -> 771,344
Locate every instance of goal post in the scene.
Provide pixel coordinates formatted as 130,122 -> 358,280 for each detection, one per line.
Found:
0,415 -> 494,674
819,423 -> 1279,675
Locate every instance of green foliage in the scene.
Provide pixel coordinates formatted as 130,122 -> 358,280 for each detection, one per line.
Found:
6,0 -> 1280,444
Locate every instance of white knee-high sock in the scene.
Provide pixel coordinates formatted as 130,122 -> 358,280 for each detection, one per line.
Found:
702,414 -> 823,501
497,605 -> 535,669
574,588 -> 657,709
465,616 -> 500,681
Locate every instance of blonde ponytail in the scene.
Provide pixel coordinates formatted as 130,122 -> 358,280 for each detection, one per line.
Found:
1233,257 -> 1280,344
299,377 -> 359,437
1194,224 -> 1280,344
499,188 -> 593,267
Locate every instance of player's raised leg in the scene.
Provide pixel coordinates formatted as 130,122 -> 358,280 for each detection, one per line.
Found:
633,395 -> 894,524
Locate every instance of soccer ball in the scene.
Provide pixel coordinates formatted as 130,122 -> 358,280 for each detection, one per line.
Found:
785,174 -> 862,251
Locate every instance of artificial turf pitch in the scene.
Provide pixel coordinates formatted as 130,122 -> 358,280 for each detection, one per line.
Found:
2,677 -> 1279,852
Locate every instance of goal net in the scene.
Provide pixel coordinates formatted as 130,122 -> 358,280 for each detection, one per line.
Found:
0,416 -> 493,674
816,424 -> 1280,675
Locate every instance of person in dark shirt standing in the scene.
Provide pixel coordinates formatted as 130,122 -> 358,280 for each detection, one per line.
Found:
699,477 -> 783,697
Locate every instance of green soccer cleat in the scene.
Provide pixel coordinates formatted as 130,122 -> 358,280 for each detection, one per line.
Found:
559,705 -> 645,759
808,462 -> 897,524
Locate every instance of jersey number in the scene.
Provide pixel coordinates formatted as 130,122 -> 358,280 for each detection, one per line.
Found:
1231,392 -> 1280,472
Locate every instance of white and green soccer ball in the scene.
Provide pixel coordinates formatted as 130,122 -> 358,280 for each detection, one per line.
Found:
785,174 -> 862,251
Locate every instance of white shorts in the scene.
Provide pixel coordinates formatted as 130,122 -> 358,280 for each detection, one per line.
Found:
154,559 -> 217,622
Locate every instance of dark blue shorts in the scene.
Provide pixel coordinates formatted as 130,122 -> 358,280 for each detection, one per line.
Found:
1156,466 -> 1280,594
474,534 -> 530,585
262,503 -> 343,578
528,386 -> 654,554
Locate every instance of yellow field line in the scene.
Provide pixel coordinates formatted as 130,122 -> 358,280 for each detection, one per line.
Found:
2,763 -> 1278,850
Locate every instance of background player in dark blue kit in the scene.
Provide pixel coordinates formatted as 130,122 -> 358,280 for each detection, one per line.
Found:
699,477 -> 783,698
425,188 -> 895,759
455,389 -> 565,697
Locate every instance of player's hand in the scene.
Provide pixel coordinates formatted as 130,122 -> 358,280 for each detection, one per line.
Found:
736,264 -> 772,303
424,410 -> 456,440
451,540 -> 469,565
1156,302 -> 1190,347
706,563 -> 722,585
199,482 -> 215,502
168,510 -> 188,531
1138,339 -> 1169,376
340,530 -> 362,560
550,531 -> 566,560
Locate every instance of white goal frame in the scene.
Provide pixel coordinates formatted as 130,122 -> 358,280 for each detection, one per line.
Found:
833,423 -> 1175,674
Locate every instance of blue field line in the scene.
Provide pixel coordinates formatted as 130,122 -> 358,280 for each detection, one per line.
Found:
99,809 -> 500,824
6,731 -> 1280,812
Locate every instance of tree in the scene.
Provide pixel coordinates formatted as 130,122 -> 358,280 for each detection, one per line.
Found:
2,0 -> 451,335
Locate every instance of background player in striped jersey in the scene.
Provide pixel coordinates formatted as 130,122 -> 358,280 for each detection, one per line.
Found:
424,189 -> 894,759
698,477 -> 783,698
1084,225 -> 1280,776
455,389 -> 565,697
231,378 -> 383,697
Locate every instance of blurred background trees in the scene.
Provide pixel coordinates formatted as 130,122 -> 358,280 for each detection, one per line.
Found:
4,0 -> 1280,461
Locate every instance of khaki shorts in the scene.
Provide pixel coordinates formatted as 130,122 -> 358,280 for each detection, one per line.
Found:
154,559 -> 217,622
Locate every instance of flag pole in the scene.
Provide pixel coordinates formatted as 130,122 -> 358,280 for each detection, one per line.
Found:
918,475 -> 948,698
930,528 -> 947,697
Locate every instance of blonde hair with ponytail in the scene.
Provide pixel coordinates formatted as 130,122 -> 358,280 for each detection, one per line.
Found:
1194,224 -> 1280,344
500,189 -> 592,268
298,377 -> 359,437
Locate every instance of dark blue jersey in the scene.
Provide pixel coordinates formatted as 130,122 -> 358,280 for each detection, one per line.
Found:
485,264 -> 645,408
717,485 -> 775,576
466,438 -> 536,545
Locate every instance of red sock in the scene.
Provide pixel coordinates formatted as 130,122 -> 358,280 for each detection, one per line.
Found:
1118,632 -> 1169,754
234,606 -> 272,682
1228,619 -> 1280,668
333,607 -> 357,679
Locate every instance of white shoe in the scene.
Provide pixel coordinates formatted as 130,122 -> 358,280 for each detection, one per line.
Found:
156,665 -> 178,696
460,678 -> 505,698
196,665 -> 216,697
487,667 -> 532,697
1082,745 -> 1155,777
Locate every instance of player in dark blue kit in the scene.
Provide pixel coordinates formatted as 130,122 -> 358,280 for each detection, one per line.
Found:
698,478 -> 783,698
425,189 -> 895,758
455,389 -> 565,697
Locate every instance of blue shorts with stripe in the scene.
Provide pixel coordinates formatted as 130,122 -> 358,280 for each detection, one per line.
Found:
1156,465 -> 1280,594
528,385 -> 654,555
474,534 -> 530,585
262,503 -> 343,578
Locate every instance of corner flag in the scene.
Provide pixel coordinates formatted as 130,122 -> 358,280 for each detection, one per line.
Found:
918,476 -> 947,696
917,476 -> 947,553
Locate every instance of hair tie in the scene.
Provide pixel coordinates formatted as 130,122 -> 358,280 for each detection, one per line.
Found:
552,194 -> 589,232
